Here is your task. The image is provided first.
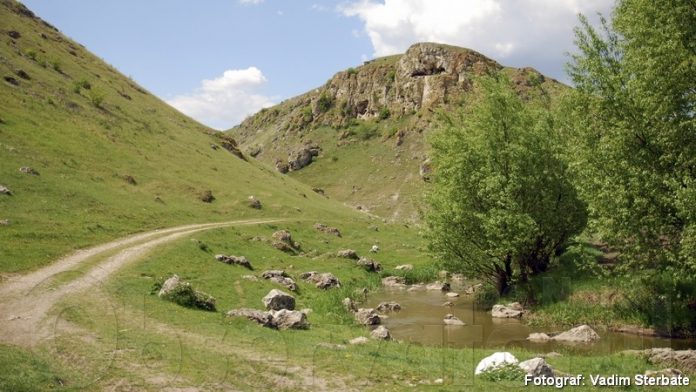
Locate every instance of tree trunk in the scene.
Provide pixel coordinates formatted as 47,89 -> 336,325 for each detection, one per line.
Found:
495,254 -> 514,295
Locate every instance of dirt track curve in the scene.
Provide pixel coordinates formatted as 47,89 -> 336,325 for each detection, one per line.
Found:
0,219 -> 284,347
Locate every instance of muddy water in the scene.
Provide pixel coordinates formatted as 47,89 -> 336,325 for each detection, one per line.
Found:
367,286 -> 696,354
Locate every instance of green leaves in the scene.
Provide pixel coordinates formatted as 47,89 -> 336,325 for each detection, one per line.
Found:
565,0 -> 696,273
426,76 -> 587,294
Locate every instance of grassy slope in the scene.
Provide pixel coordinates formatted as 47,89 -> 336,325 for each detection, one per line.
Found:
0,0 -> 361,273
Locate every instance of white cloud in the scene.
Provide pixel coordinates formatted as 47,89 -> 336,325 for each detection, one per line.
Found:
239,0 -> 264,5
167,67 -> 274,130
341,0 -> 613,80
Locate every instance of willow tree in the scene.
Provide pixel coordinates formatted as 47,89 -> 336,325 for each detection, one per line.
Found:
426,76 -> 587,295
565,0 -> 696,271
564,0 -> 696,332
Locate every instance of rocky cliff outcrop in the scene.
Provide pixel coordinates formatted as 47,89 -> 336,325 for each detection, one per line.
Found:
231,42 -> 562,222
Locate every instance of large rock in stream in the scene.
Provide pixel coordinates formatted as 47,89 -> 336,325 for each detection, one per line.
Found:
552,325 -> 600,343
491,303 -> 523,318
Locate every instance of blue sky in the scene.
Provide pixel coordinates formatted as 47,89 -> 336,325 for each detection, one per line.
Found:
23,0 -> 612,130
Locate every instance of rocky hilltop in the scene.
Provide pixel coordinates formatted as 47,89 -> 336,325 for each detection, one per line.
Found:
232,43 -> 564,222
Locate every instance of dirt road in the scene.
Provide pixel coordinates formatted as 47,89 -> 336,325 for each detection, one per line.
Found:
0,219 -> 283,347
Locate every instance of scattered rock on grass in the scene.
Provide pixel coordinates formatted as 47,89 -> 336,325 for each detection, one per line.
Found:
442,301 -> 454,307
357,257 -> 382,272
227,307 -> 308,330
300,271 -> 341,289
337,249 -> 359,259
261,270 -> 297,291
446,292 -> 460,298
262,289 -> 295,311
269,309 -> 308,329
4,76 -> 19,86
226,308 -> 273,327
369,245 -> 380,253
275,159 -> 289,174
475,352 -> 518,375
354,308 -> 381,325
314,223 -> 341,237
343,297 -> 357,312
395,264 -> 413,271
122,174 -> 136,185
8,31 -> 20,39
15,69 -> 30,80
349,336 -> 369,345
272,230 -> 300,252
371,326 -> 391,340
381,276 -> 406,288
19,166 -> 38,175
639,348 -> 696,372
215,254 -> 253,269
157,275 -> 216,311
199,190 -> 215,203
0,185 -> 11,195
248,195 -> 262,209
518,357 -> 554,377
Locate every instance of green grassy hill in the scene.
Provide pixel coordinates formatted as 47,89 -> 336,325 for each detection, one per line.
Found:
232,42 -> 567,222
0,0 -> 364,273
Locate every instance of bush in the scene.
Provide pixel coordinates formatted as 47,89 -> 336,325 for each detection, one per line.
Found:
620,272 -> 696,336
378,106 -> 390,120
386,69 -> 396,83
346,67 -> 357,75
381,264 -> 439,284
316,93 -> 333,113
474,284 -> 499,311
51,60 -> 61,72
73,79 -> 91,94
89,90 -> 104,108
24,49 -> 37,61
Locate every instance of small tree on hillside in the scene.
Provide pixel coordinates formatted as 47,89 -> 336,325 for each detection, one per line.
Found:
426,76 -> 587,295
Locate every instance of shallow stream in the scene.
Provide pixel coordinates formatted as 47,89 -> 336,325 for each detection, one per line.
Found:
367,286 -> 696,354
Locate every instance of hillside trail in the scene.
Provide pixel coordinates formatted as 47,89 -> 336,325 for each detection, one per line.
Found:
0,219 -> 284,347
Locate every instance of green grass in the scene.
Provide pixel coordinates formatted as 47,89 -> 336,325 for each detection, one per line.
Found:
507,243 -> 645,328
34,223 -> 691,391
0,2 -> 363,273
0,344 -> 83,391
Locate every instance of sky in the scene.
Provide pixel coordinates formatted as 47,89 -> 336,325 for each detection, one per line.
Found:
22,0 -> 613,130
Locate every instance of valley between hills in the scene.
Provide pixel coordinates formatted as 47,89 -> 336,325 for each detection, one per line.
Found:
1,0 -> 695,391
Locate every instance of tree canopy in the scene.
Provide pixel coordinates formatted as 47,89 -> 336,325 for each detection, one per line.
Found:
427,76 -> 587,295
